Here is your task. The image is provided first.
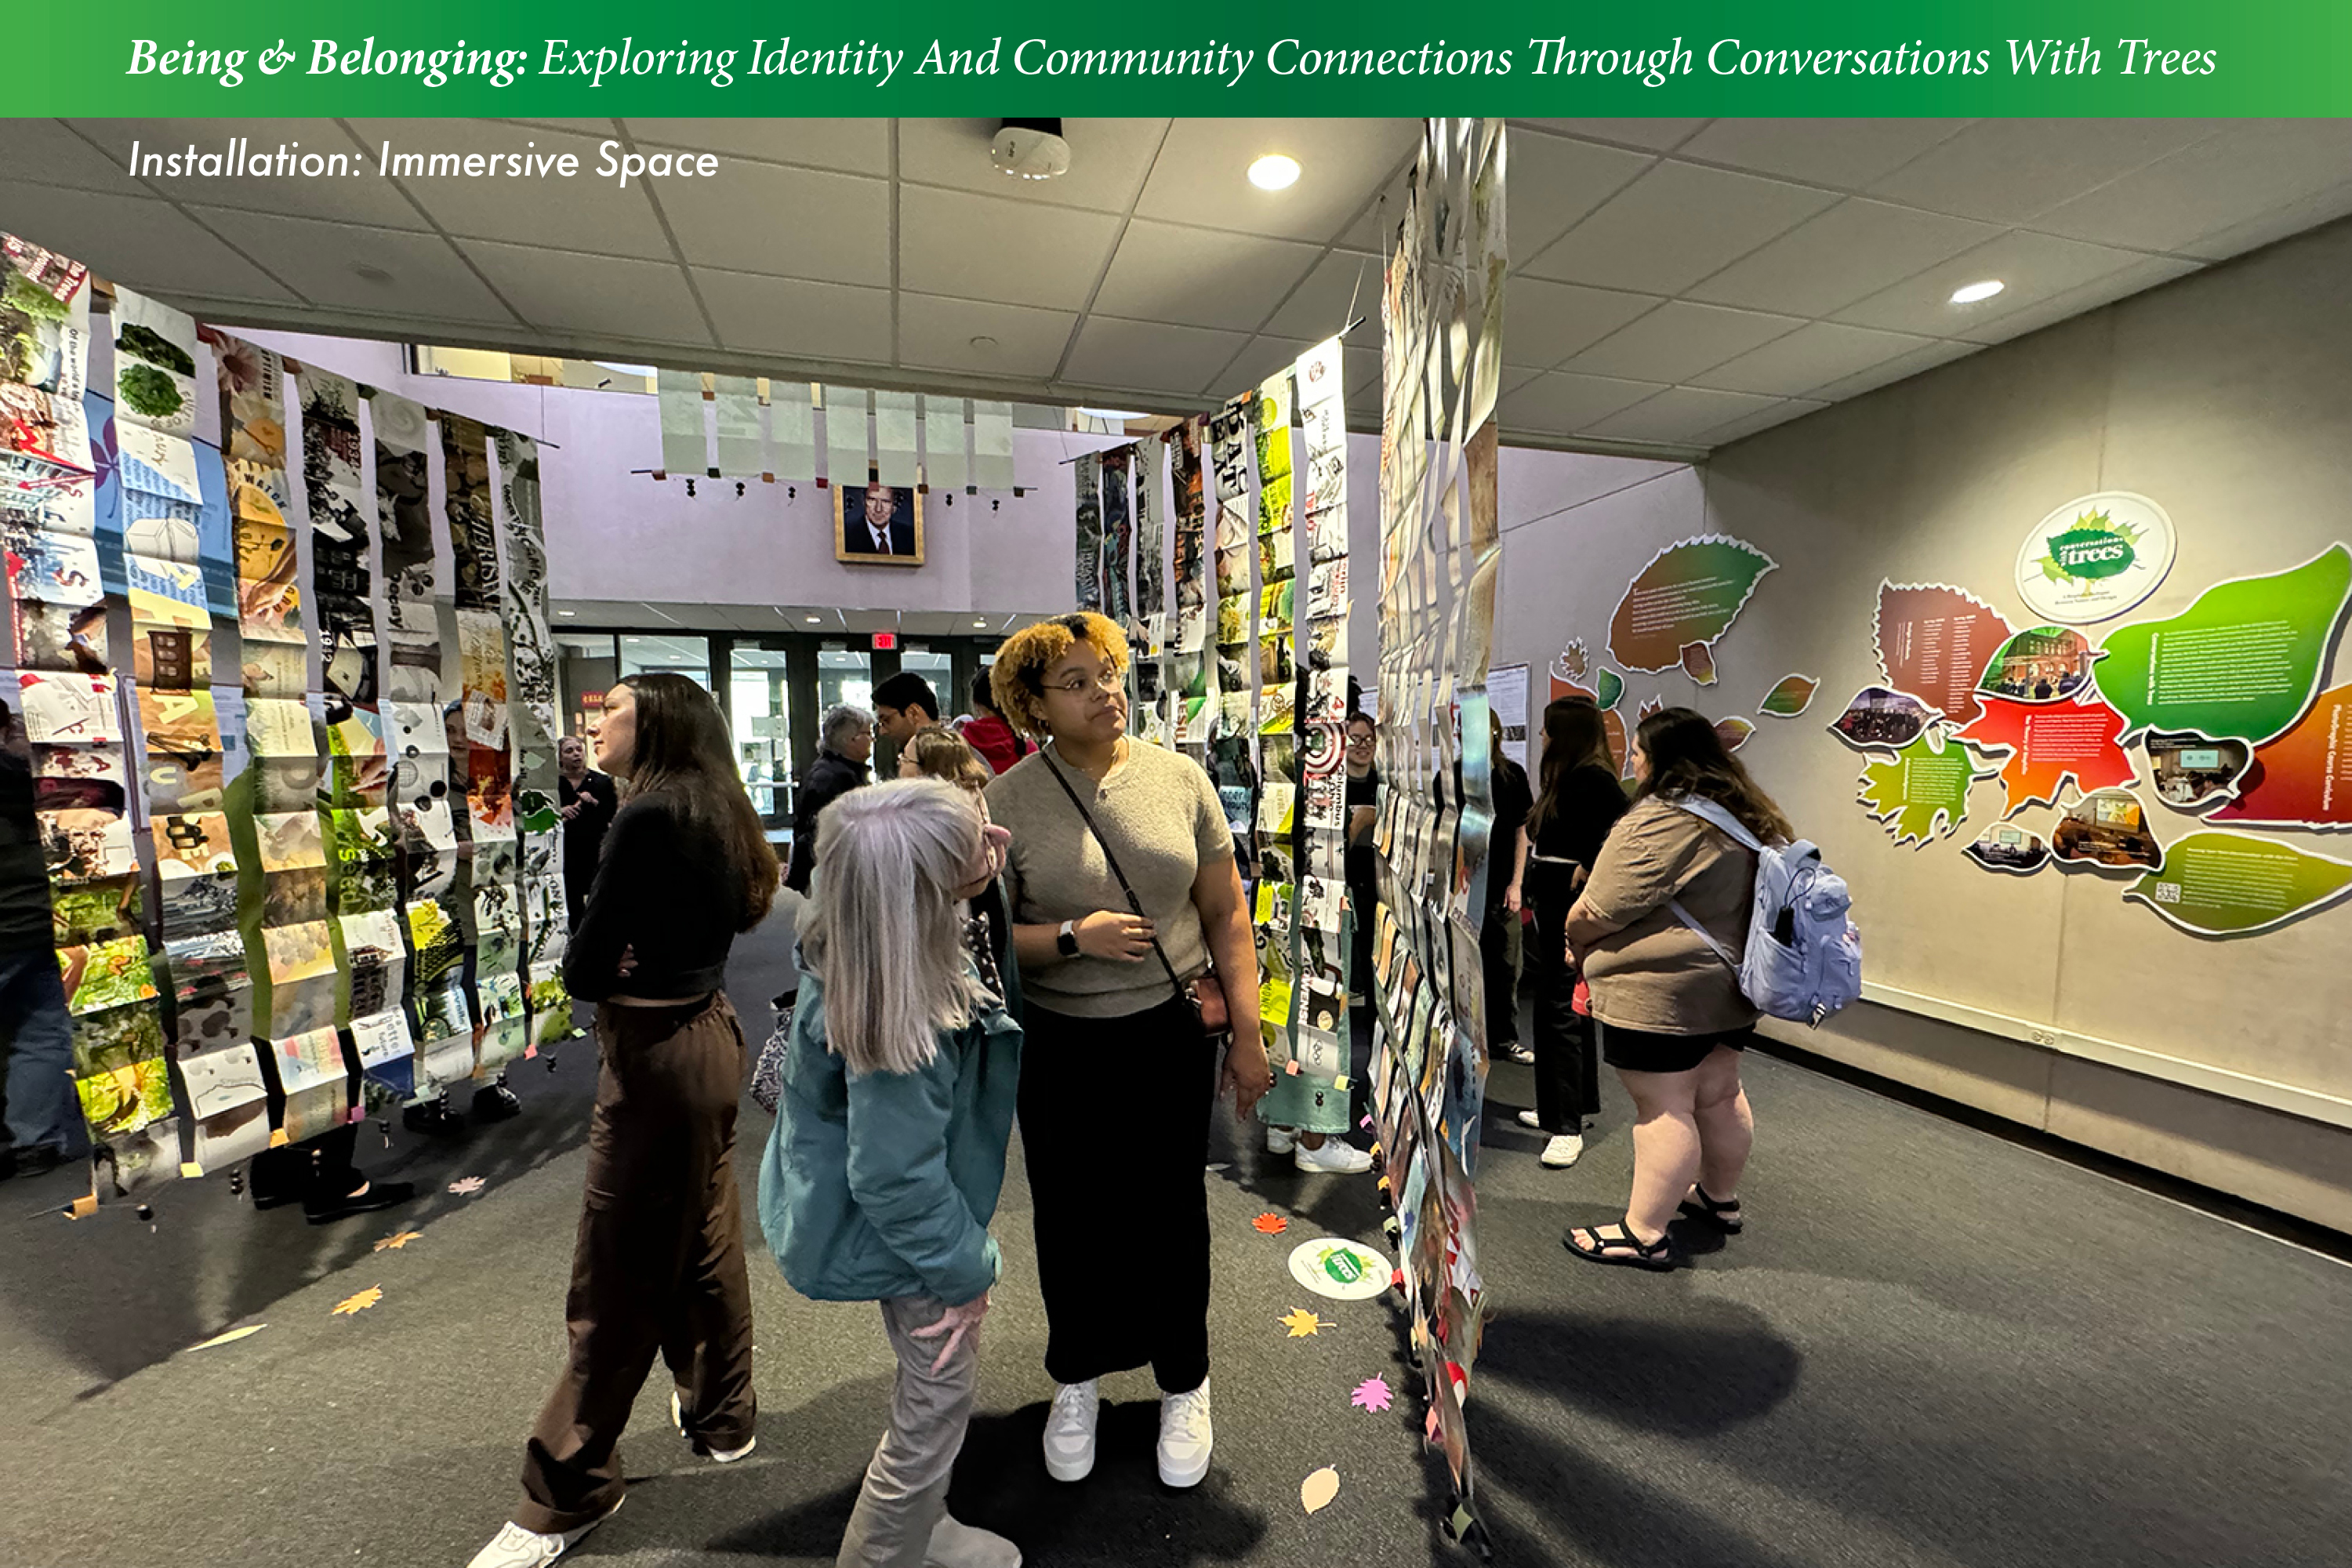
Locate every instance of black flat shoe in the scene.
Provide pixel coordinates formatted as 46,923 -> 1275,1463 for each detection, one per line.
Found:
1677,1185 -> 1744,1234
305,1180 -> 416,1224
472,1084 -> 522,1123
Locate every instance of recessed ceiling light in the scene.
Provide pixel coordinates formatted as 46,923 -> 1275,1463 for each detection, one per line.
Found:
1248,154 -> 1301,191
1950,279 -> 2005,304
1078,407 -> 1148,422
594,360 -> 659,378
806,614 -> 822,622
973,619 -> 989,627
557,608 -> 575,617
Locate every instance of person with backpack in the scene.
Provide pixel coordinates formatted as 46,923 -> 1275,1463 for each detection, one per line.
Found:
1558,707 -> 1794,1271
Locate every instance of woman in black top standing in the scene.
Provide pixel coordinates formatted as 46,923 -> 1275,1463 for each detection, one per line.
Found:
1519,697 -> 1629,1170
471,673 -> 779,1568
1342,711 -> 1380,1004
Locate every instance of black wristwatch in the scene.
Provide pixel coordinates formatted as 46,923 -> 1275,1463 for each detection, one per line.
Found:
1057,919 -> 1080,957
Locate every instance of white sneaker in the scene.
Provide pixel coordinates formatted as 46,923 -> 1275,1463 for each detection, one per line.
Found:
1516,1109 -> 1543,1129
1500,1042 -> 1536,1064
1541,1133 -> 1585,1169
465,1497 -> 620,1568
1265,1127 -> 1297,1154
670,1388 -> 757,1462
1043,1378 -> 1099,1482
1157,1378 -> 1214,1488
1294,1138 -> 1374,1174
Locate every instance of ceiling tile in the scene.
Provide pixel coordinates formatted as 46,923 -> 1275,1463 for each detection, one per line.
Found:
1698,398 -> 1830,448
2028,120 -> 2352,255
898,295 -> 1077,380
1334,165 -> 1413,254
1955,256 -> 2203,346
1686,198 -> 2002,317
459,239 -> 710,342
1504,278 -> 1663,369
1802,339 -> 1982,402
348,121 -> 673,259
1222,336 -> 1316,396
2180,177 -> 2352,263
695,270 -> 892,363
491,119 -> 622,139
1866,118 -> 2225,223
1831,229 -> 2151,336
1260,250 -> 1386,343
1511,120 -> 1709,152
1505,132 -> 1655,256
187,208 -> 508,321
1585,386 -> 1782,444
1494,371 -> 1665,435
898,187 -> 1123,309
656,162 -> 888,282
1563,301 -> 1805,383
1522,162 -> 1840,293
64,118 -> 426,227
1061,318 -> 1250,399
0,182 -> 295,307
901,119 -> 1170,211
1089,220 -> 1323,332
1676,119 -> 1973,190
1688,322 -> 1940,397
1135,120 -> 1423,242
622,119 -> 890,176
38,119 -> 191,195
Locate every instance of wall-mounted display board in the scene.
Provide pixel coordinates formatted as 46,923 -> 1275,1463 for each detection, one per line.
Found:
2013,492 -> 2176,625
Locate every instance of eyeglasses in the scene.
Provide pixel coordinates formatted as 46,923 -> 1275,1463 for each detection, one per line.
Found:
1043,669 -> 1123,695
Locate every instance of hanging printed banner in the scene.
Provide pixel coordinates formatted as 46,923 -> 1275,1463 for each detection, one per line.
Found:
657,368 -> 708,476
1101,445 -> 1134,628
1073,450 -> 1103,612
711,376 -> 764,476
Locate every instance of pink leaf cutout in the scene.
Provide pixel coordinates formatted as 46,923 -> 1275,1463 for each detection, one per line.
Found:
1351,1376 -> 1392,1413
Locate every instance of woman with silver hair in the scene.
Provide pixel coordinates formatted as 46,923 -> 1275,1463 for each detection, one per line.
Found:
761,779 -> 1024,1568
786,702 -> 874,894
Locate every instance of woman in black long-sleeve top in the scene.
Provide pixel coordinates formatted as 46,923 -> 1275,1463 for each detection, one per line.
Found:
1519,697 -> 1629,1170
470,673 -> 779,1566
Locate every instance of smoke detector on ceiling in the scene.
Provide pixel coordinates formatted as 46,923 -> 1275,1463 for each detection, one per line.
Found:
991,118 -> 1071,181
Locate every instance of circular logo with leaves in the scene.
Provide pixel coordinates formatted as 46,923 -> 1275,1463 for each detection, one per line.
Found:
2015,492 -> 2176,625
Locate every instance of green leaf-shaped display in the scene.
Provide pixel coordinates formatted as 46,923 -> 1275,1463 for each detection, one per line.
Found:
1759,673 -> 1819,717
2098,545 -> 2352,744
2125,830 -> 2352,936
1609,535 -> 1777,672
1857,729 -> 1986,847
1596,669 -> 1623,710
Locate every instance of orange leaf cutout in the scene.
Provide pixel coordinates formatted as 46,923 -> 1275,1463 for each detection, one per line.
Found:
1253,1212 -> 1288,1235
372,1230 -> 423,1252
332,1286 -> 383,1317
1955,695 -> 2136,815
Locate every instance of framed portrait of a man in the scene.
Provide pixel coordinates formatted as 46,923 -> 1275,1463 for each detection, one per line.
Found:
835,480 -> 924,566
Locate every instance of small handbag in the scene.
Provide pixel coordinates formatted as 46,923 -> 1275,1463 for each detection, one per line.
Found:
1041,750 -> 1232,1049
749,989 -> 795,1115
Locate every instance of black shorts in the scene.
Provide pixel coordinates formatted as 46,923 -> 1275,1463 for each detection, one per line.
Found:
1598,1021 -> 1755,1076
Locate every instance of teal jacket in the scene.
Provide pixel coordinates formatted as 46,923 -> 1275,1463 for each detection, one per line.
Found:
758,946 -> 1023,1308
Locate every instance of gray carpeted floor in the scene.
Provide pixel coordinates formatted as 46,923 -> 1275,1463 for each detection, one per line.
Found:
5,918 -> 2350,1568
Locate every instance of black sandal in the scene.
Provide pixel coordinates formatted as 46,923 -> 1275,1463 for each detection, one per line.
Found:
1563,1220 -> 1679,1272
1678,1185 -> 1744,1234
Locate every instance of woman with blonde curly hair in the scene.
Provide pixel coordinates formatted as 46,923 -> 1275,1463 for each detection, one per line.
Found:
981,612 -> 1270,1492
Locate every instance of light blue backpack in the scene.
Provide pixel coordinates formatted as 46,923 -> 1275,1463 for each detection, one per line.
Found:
1667,796 -> 1862,1027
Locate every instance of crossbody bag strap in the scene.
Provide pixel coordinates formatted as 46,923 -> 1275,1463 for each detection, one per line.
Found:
1040,748 -> 1194,1009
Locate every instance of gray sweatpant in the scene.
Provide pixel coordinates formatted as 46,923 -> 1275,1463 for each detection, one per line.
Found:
837,1295 -> 980,1568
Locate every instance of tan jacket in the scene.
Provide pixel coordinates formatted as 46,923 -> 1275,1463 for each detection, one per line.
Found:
1577,795 -> 1759,1036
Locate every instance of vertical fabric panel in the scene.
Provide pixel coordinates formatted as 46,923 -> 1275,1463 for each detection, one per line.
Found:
823,385 -> 871,488
920,395 -> 967,493
771,383 -> 815,481
873,389 -> 919,487
711,376 -> 764,476
656,369 -> 709,476
971,400 -> 1014,491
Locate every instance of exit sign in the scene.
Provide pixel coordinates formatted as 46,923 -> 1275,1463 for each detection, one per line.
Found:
870,632 -> 898,650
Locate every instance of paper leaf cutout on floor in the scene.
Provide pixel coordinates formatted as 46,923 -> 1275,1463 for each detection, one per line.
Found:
1954,694 -> 2136,816
1252,1212 -> 1288,1235
1714,717 -> 1754,752
1759,674 -> 1819,717
1875,582 -> 2013,728
1858,730 -> 1987,846
191,1323 -> 267,1351
2205,686 -> 2350,826
1280,1307 -> 1336,1338
332,1286 -> 383,1317
1680,641 -> 1717,686
372,1229 -> 423,1252
1595,668 -> 1623,710
1608,535 -> 1777,672
1301,1466 -> 1340,1514
2098,545 -> 2352,745
2125,831 -> 2352,935
1350,1377 -> 1392,1413
448,1176 -> 485,1196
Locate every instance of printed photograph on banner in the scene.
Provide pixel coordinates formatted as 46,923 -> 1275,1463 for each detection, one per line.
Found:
73,1007 -> 173,1139
5,524 -> 103,606
18,670 -> 119,745
113,289 -> 200,437
31,742 -> 124,813
52,874 -> 140,948
238,638 -> 307,702
0,383 -> 93,471
2052,789 -> 2164,871
2,456 -> 98,538
262,865 -> 328,928
58,934 -> 157,1016
181,1042 -> 272,1170
13,599 -> 108,674
41,808 -> 135,883
2,233 -> 93,398
234,516 -> 303,639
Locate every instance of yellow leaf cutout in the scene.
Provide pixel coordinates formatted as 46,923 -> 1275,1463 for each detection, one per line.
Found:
372,1230 -> 424,1252
332,1285 -> 383,1317
1279,1307 -> 1334,1339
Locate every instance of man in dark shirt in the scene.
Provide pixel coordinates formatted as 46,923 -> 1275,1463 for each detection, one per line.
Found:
0,700 -> 74,1181
557,735 -> 619,931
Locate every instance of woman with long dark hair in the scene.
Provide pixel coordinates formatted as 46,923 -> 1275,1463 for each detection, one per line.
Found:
1562,706 -> 1791,1271
470,672 -> 780,1568
1519,696 -> 1628,1168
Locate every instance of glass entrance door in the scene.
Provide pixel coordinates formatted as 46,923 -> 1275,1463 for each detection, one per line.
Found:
729,644 -> 792,827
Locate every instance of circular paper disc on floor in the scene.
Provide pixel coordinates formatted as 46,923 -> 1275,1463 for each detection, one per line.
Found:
1287,1237 -> 1391,1301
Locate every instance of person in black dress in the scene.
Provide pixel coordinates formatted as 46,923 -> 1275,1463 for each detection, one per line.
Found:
557,735 -> 619,931
1484,712 -> 1536,1065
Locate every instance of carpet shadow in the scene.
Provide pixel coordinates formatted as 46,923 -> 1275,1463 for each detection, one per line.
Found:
1475,1302 -> 1802,1437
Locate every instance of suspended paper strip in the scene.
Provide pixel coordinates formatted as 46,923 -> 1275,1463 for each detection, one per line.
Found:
1210,394 -> 1256,753
2,232 -> 94,401
711,376 -> 764,476
493,429 -> 575,1048
1073,452 -> 1102,611
1133,438 -> 1167,743
971,399 -> 1014,492
771,383 -> 815,481
657,369 -> 708,476
823,387 -> 870,488
1101,445 -> 1134,626
111,288 -> 201,440
921,396 -> 967,494
873,389 -> 918,488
